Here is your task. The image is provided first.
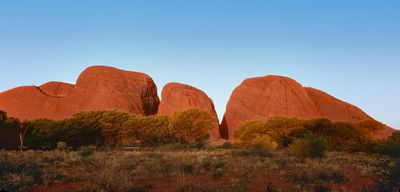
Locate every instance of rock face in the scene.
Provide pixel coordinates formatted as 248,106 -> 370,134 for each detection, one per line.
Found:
305,87 -> 373,123
158,83 -> 220,139
0,66 -> 160,120
221,75 -> 394,139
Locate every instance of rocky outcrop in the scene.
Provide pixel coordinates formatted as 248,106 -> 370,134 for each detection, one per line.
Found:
221,75 -> 394,139
158,82 -> 220,139
221,75 -> 320,139
0,66 -> 160,120
305,87 -> 373,123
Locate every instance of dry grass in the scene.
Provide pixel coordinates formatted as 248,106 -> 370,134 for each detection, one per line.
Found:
0,149 -> 396,192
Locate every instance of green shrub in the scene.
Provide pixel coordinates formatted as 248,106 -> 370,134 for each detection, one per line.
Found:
23,119 -> 61,149
221,142 -> 234,149
122,115 -> 172,147
0,112 -> 20,150
0,159 -> 13,177
89,154 -> 135,192
289,134 -> 328,158
0,110 -> 7,122
79,147 -> 95,158
169,109 -> 214,145
234,117 -> 304,148
250,135 -> 278,151
56,141 -> 68,151
231,148 -> 271,157
369,159 -> 400,191
373,131 -> 400,157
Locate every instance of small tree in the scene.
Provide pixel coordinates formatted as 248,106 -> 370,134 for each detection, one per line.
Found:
71,110 -> 131,148
373,131 -> 400,157
289,134 -> 329,158
121,115 -> 172,147
250,135 -> 278,151
234,120 -> 266,146
0,110 -> 7,122
23,119 -> 60,149
169,109 -> 214,145
234,117 -> 304,148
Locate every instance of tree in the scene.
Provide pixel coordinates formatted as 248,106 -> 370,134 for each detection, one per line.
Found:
373,131 -> 400,157
71,110 -> 131,148
234,120 -> 266,144
23,119 -> 60,149
289,134 -> 328,158
121,115 -> 172,147
169,109 -> 214,145
250,135 -> 278,151
234,117 -> 304,148
0,115 -> 21,150
0,110 -> 7,122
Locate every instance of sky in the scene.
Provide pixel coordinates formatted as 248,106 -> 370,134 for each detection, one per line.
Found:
0,0 -> 399,128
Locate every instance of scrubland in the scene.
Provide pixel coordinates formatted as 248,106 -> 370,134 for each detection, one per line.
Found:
0,148 -> 399,192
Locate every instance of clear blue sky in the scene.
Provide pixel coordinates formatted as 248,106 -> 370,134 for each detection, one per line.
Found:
0,0 -> 399,128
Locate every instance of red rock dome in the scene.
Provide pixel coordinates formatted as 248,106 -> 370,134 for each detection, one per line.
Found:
0,66 -> 160,120
158,82 -> 220,139
221,75 -> 320,139
221,75 -> 394,139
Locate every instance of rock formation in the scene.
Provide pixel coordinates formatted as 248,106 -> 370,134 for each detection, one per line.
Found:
305,87 -> 372,123
0,66 -> 160,120
221,75 -> 394,139
158,82 -> 220,139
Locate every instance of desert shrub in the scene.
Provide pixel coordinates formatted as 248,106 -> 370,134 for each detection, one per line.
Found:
373,131 -> 400,157
368,159 -> 400,191
234,117 -> 304,148
201,157 -> 227,179
264,117 -> 305,139
250,135 -> 278,151
122,109 -> 215,147
24,117 -> 102,150
388,160 -> 400,187
56,141 -> 68,151
234,120 -> 266,142
23,119 -> 61,149
24,110 -> 133,150
286,119 -> 380,152
248,146 -> 271,157
0,110 -> 6,122
89,154 -> 136,192
41,170 -> 64,186
290,170 -> 346,190
315,185 -> 331,192
0,115 -> 21,150
60,118 -> 101,149
71,110 -> 131,148
122,115 -> 173,147
169,109 -> 214,145
289,134 -> 328,158
0,160 -> 44,191
221,142 -> 234,149
0,158 -> 13,178
79,147 -> 95,159
231,147 -> 271,157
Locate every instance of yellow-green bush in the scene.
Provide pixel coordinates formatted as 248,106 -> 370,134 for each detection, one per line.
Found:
289,134 -> 328,158
250,135 -> 278,151
169,108 -> 214,146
